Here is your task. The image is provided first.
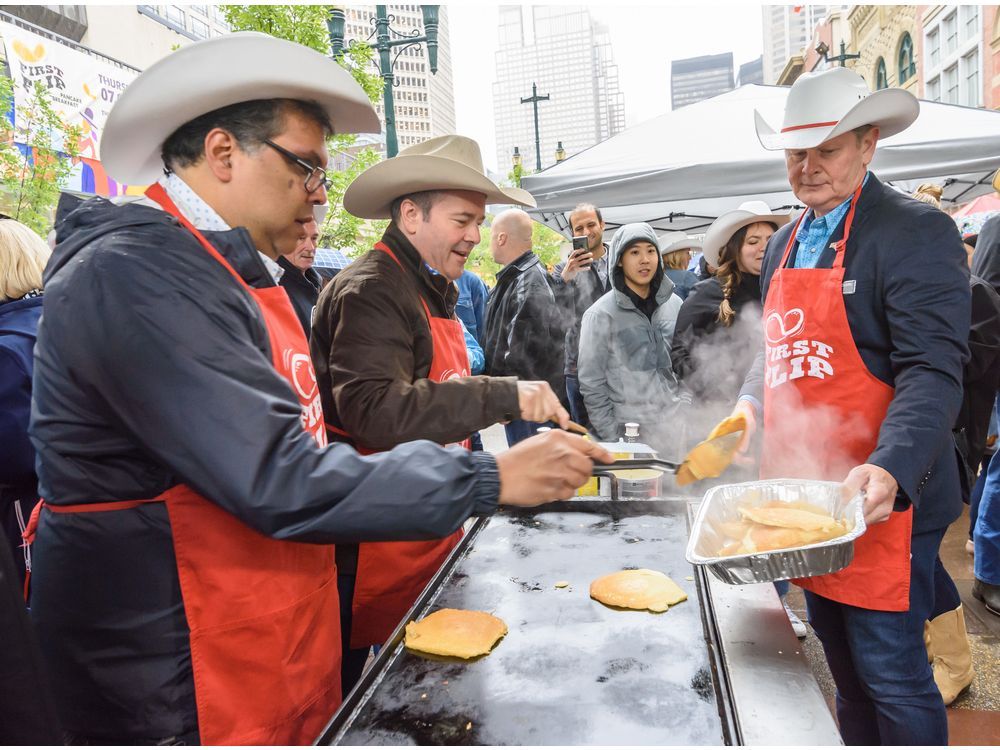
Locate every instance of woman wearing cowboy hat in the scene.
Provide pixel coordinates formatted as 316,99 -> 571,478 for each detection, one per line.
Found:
735,66 -> 970,745
657,231 -> 701,300
671,202 -> 790,411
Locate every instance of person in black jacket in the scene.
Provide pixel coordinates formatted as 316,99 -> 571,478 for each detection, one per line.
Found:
671,202 -> 790,430
0,219 -> 49,591
278,210 -> 323,334
551,203 -> 612,428
736,67 -> 969,745
484,208 -> 567,444
969,212 -> 1000,616
26,35 -> 610,745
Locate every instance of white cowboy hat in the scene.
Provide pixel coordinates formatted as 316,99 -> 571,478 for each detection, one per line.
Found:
101,33 -> 380,184
701,201 -> 793,267
658,231 -> 702,255
343,134 -> 535,219
754,67 -> 919,151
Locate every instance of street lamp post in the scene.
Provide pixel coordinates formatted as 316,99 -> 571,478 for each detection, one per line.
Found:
327,5 -> 440,158
520,82 -> 550,173
815,39 -> 860,68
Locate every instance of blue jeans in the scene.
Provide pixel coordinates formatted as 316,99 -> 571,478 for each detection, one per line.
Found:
564,373 -> 589,428
504,419 -> 552,447
804,527 -> 948,745
975,395 -> 1000,583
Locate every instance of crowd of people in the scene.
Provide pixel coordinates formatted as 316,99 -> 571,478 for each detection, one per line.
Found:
1,31 -> 999,747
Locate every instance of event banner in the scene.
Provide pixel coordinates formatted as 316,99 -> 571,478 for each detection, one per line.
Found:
0,20 -> 138,162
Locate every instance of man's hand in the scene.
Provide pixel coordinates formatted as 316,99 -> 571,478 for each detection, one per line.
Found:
730,399 -> 758,467
560,249 -> 594,284
516,380 -> 569,428
843,463 -> 898,526
496,431 -> 615,506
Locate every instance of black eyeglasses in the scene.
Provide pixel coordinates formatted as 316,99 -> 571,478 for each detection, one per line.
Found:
263,139 -> 331,194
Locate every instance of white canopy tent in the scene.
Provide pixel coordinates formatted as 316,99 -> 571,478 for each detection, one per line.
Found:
521,84 -> 1000,237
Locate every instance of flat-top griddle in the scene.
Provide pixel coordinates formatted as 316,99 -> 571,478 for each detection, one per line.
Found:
318,500 -> 732,745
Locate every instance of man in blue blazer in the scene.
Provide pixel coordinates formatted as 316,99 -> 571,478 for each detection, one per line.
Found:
735,68 -> 970,745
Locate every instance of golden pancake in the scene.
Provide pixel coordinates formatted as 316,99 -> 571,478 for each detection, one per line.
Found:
742,523 -> 841,553
404,608 -> 507,659
707,413 -> 747,441
739,505 -> 840,532
676,414 -> 746,486
590,569 -> 688,613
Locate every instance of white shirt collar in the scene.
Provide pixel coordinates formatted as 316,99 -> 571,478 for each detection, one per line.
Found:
158,173 -> 284,284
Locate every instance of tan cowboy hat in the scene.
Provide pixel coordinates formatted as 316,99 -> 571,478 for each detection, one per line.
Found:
343,135 -> 536,219
701,201 -> 792,267
754,67 -> 919,151
101,33 -> 380,185
658,231 -> 702,255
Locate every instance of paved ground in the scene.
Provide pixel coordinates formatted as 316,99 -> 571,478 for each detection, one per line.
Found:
481,422 -> 1000,744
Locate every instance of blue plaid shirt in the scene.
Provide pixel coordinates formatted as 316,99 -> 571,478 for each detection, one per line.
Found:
792,172 -> 870,269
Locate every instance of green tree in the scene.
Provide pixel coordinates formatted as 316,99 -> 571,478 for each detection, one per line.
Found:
0,77 -> 83,236
220,4 -> 388,254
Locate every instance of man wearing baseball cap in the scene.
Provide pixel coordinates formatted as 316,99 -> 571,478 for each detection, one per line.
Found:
25,34 -> 610,745
735,67 -> 970,744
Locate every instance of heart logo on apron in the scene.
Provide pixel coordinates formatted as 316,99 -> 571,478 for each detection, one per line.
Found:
764,307 -> 806,344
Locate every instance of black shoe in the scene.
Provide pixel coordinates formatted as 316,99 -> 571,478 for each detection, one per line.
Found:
972,577 -> 1000,616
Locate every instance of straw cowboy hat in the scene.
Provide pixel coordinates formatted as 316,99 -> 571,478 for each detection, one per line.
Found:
343,134 -> 536,219
701,201 -> 792,267
754,66 -> 919,151
101,33 -> 380,185
658,231 -> 702,255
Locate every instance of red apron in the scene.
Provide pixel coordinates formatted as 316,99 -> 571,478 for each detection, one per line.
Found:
328,241 -> 466,649
25,184 -> 341,745
760,183 -> 912,612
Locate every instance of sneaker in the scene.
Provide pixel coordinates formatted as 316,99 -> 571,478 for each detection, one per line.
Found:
783,601 -> 808,638
966,539 -> 975,555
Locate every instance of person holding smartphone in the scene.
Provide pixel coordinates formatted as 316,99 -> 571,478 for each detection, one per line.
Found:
551,203 -> 612,428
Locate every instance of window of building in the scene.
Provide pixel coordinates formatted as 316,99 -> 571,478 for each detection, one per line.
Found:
926,76 -> 941,101
897,33 -> 915,84
962,5 -> 978,41
191,18 -> 209,38
924,6 -> 980,106
944,63 -> 959,103
944,11 -> 958,53
875,58 -> 888,89
166,4 -> 185,26
927,28 -> 940,68
190,4 -> 208,16
962,48 -> 979,106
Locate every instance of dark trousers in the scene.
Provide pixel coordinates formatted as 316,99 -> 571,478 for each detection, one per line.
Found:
804,527 -> 948,746
503,419 -> 552,447
564,373 -> 589,428
337,572 -> 369,696
931,555 -> 961,619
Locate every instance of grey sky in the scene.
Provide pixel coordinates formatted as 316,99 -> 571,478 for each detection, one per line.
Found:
450,2 -> 766,172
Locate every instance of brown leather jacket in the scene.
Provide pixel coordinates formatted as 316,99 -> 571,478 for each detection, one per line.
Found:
311,224 -> 520,451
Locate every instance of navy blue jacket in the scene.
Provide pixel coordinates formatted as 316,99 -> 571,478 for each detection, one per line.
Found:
741,174 -> 971,534
28,195 -> 501,741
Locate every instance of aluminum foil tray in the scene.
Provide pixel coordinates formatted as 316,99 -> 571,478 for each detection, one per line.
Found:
685,479 -> 867,585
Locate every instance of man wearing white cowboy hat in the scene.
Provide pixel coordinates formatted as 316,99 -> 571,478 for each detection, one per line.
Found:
734,66 -> 971,744
25,34 -> 610,745
311,134 -> 570,691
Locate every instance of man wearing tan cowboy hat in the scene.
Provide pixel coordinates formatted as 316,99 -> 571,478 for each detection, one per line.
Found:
311,134 -> 571,691
732,66 -> 971,744
25,35 -> 610,745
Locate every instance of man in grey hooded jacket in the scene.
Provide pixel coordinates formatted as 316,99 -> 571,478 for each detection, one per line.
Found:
577,222 -> 685,458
